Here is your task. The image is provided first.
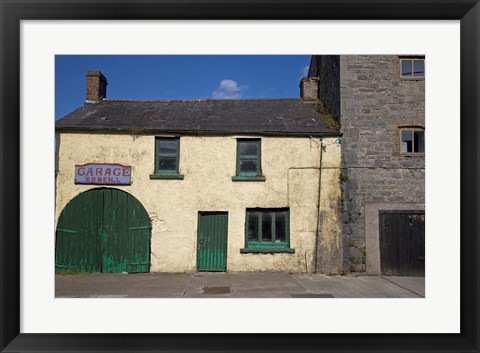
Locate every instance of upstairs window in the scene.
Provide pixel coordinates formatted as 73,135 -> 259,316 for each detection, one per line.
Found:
150,137 -> 184,179
233,139 -> 265,181
400,58 -> 425,78
400,128 -> 425,154
240,208 -> 294,253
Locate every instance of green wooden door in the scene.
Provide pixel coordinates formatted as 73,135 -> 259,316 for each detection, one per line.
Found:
56,188 -> 150,274
55,189 -> 103,273
197,212 -> 228,272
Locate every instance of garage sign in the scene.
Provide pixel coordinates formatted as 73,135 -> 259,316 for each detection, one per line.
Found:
75,163 -> 131,185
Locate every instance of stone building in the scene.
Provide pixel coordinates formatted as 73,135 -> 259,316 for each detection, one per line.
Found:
308,55 -> 425,276
55,71 -> 343,274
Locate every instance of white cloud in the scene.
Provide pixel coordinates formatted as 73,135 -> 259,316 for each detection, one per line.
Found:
212,79 -> 246,99
301,65 -> 309,76
299,65 -> 309,80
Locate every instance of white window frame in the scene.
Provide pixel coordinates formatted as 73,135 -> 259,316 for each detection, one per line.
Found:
399,127 -> 425,155
400,58 -> 425,79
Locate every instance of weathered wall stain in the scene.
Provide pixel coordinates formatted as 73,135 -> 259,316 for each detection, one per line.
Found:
56,134 -> 342,273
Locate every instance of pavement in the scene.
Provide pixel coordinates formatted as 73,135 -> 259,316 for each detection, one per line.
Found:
55,272 -> 425,298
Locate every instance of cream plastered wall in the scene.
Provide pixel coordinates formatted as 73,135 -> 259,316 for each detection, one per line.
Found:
55,133 -> 342,273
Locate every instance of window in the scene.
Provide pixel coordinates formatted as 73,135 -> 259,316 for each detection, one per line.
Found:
150,137 -> 184,179
240,208 -> 294,253
400,58 -> 425,78
232,139 -> 265,181
400,128 -> 425,154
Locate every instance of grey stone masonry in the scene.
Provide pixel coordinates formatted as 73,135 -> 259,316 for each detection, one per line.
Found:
300,77 -> 319,101
310,55 -> 340,122
310,55 -> 425,273
339,55 -> 425,272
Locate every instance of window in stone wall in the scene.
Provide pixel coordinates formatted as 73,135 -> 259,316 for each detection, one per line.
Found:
400,128 -> 425,154
400,58 -> 425,78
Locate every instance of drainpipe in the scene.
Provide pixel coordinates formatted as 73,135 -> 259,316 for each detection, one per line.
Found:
314,138 -> 324,274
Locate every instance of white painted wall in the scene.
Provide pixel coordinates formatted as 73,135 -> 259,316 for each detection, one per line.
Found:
56,133 -> 342,273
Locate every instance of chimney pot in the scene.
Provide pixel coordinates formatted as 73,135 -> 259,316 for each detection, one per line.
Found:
86,70 -> 108,102
300,77 -> 319,101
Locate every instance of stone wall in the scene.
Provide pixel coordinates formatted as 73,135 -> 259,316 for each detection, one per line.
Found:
311,55 -> 341,122
300,77 -> 319,101
339,55 -> 425,272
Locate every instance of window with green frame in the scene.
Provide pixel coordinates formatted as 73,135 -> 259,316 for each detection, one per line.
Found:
150,137 -> 184,179
240,208 -> 294,253
233,139 -> 265,181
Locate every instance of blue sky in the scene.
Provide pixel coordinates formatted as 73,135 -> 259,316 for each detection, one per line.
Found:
55,55 -> 311,120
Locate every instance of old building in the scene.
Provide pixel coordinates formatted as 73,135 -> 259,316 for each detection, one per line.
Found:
55,71 -> 343,274
55,55 -> 426,277
308,55 -> 425,276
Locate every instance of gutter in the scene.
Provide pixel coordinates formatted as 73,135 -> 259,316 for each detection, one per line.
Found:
54,127 -> 342,138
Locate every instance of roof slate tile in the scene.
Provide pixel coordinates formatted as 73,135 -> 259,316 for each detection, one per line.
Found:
55,98 -> 339,136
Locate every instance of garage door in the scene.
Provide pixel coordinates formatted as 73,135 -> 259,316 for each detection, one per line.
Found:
55,188 -> 151,274
379,211 -> 425,276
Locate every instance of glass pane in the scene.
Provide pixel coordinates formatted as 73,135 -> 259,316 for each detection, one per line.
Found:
262,213 -> 272,242
159,157 -> 177,171
239,141 -> 258,156
159,139 -> 178,155
240,160 -> 258,173
247,212 -> 259,242
401,60 -> 412,76
413,60 -> 425,77
275,213 -> 286,243
401,130 -> 413,153
414,131 -> 425,153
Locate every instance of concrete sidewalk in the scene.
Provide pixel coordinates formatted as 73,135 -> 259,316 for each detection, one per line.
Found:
55,272 -> 425,298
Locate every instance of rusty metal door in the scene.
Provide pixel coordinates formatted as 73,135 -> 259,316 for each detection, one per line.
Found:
55,188 -> 150,274
197,212 -> 228,272
380,211 -> 425,276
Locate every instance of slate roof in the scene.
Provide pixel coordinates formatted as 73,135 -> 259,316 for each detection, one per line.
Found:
55,98 -> 340,136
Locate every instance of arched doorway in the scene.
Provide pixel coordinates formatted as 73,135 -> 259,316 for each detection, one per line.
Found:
55,188 -> 151,274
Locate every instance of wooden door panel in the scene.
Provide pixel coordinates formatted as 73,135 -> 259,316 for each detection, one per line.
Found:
380,211 -> 425,276
197,212 -> 228,272
56,188 -> 150,274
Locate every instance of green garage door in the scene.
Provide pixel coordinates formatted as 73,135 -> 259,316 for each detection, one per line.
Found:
55,188 -> 151,274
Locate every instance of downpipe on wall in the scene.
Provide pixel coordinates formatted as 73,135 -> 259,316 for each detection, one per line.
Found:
285,137 -> 325,274
314,138 -> 325,274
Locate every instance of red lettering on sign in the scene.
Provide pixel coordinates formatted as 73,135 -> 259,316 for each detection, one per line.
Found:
75,164 -> 131,185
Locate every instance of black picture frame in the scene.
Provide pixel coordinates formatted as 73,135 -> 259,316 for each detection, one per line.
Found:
1,1 -> 478,352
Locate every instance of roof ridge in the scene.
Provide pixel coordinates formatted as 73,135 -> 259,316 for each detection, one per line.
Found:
101,98 -> 300,103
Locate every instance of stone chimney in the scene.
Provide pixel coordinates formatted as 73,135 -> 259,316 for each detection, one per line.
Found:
300,77 -> 319,101
86,70 -> 108,102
